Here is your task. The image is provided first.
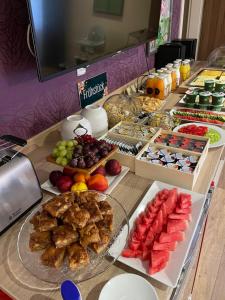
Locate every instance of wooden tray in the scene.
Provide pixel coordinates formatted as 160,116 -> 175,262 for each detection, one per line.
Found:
46,146 -> 118,174
135,142 -> 207,190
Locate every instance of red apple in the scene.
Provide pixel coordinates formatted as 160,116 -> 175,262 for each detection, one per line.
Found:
92,165 -> 106,176
63,167 -> 76,177
105,159 -> 121,176
49,170 -> 63,186
56,175 -> 73,193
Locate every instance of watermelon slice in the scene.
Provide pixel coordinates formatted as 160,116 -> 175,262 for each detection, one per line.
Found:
149,260 -> 167,275
122,249 -> 136,258
159,231 -> 185,243
180,201 -> 192,209
164,188 -> 178,214
151,250 -> 170,268
167,219 -> 188,233
168,213 -> 191,221
176,207 -> 192,214
153,241 -> 177,251
180,193 -> 191,204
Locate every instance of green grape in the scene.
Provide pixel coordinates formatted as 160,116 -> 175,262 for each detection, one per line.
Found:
66,140 -> 74,148
66,152 -> 72,160
73,140 -> 78,146
56,157 -> 62,165
52,148 -> 59,158
61,158 -> 68,166
56,140 -> 63,147
58,145 -> 66,151
59,149 -> 67,157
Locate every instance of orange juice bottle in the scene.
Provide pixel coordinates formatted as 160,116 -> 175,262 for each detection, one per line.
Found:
180,61 -> 189,81
183,59 -> 191,78
171,68 -> 177,91
154,74 -> 166,100
145,74 -> 155,96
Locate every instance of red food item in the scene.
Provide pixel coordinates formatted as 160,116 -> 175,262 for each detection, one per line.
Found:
56,175 -> 73,192
176,207 -> 192,214
49,170 -> 63,186
149,260 -> 168,275
91,165 -> 106,176
159,231 -> 185,243
105,159 -> 122,176
168,213 -> 191,221
151,250 -> 170,268
153,241 -> 177,251
87,174 -> 108,191
167,219 -> 188,233
63,167 -> 76,177
178,124 -> 208,137
122,189 -> 192,275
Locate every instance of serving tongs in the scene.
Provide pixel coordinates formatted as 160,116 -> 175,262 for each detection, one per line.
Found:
0,135 -> 27,164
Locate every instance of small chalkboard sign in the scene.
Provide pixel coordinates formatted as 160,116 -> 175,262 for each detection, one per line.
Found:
78,72 -> 108,108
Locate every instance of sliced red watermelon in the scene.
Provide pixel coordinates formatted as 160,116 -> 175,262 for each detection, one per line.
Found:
122,249 -> 136,258
129,239 -> 140,251
180,193 -> 191,204
167,219 -> 188,233
159,231 -> 185,243
153,241 -> 177,251
180,201 -> 192,209
149,260 -> 167,275
176,207 -> 192,214
145,229 -> 155,244
136,222 -> 148,237
164,188 -> 178,214
168,213 -> 191,221
151,250 -> 170,268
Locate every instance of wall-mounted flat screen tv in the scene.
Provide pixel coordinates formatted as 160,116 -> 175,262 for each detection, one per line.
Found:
27,0 -> 162,81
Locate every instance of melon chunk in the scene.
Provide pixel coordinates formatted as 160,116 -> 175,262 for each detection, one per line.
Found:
159,231 -> 185,243
167,219 -> 188,233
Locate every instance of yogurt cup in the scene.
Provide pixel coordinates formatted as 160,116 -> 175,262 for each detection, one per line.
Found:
212,92 -> 224,105
204,79 -> 215,92
215,80 -> 225,92
199,91 -> 212,104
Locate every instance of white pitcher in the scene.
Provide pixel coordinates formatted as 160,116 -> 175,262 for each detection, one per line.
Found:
61,115 -> 92,140
81,104 -> 108,138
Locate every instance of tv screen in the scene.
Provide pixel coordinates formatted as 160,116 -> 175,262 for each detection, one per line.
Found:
27,0 -> 161,81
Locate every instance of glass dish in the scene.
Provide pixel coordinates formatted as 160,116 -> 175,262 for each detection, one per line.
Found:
17,191 -> 129,284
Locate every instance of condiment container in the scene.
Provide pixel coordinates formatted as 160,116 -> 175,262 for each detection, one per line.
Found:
212,92 -> 224,105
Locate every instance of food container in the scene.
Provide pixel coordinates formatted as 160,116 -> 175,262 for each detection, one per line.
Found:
103,94 -> 142,128
135,130 -> 209,190
185,90 -> 198,103
100,133 -> 148,172
185,103 -> 196,108
199,91 -> 212,104
147,112 -> 174,130
215,80 -> 225,92
204,79 -> 215,92
210,104 -> 223,112
212,92 -> 225,105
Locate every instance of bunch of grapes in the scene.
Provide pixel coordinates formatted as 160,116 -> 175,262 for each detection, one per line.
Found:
52,140 -> 78,167
70,136 -> 115,169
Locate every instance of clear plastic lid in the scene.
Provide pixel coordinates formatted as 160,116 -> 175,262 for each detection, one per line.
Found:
207,45 -> 225,68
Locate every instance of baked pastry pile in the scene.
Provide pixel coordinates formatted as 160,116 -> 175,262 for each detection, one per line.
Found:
29,191 -> 113,270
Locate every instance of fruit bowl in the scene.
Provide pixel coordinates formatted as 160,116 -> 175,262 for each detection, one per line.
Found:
47,146 -> 117,175
17,191 -> 129,284
47,135 -> 118,174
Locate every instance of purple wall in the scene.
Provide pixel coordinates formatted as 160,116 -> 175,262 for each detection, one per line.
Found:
0,0 -> 181,139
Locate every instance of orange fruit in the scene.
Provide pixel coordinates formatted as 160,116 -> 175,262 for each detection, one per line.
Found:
73,172 -> 86,183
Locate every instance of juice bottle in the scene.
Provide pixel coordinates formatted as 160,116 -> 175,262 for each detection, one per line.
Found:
145,74 -> 155,96
165,69 -> 172,93
180,61 -> 189,82
171,68 -> 177,91
183,59 -> 191,78
174,59 -> 182,66
154,74 -> 166,100
173,63 -> 181,87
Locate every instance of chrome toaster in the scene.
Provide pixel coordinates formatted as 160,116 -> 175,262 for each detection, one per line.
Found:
0,135 -> 42,234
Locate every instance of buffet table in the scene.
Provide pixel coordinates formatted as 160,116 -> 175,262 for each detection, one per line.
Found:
0,67 -> 225,300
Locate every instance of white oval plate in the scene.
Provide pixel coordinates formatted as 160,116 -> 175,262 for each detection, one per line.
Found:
173,122 -> 225,149
98,273 -> 158,300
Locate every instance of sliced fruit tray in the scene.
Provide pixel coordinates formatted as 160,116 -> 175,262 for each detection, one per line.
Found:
171,108 -> 225,127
